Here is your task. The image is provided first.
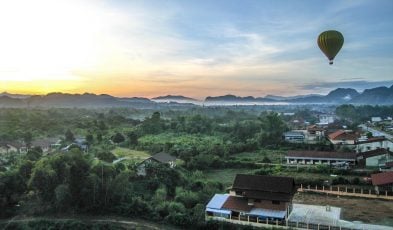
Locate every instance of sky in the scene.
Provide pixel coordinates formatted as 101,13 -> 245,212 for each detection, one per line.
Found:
0,0 -> 392,99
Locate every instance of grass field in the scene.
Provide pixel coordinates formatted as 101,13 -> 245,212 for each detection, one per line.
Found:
203,168 -> 257,187
231,149 -> 286,164
111,147 -> 151,160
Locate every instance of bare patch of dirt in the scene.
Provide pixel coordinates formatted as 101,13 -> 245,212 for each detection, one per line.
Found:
294,192 -> 393,226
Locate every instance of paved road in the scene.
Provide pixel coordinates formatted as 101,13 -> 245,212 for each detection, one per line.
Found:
359,124 -> 393,141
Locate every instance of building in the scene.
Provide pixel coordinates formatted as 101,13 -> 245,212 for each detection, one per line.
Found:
31,138 -> 61,153
0,141 -> 27,155
206,174 -> 296,222
306,125 -> 325,142
283,131 -> 305,143
327,130 -> 359,145
318,115 -> 334,125
137,152 -> 177,176
371,117 -> 382,123
355,137 -> 390,153
356,148 -> 393,168
285,150 -> 356,166
371,171 -> 393,193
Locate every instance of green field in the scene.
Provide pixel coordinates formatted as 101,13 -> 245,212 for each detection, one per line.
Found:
203,168 -> 257,187
231,149 -> 286,164
111,147 -> 151,160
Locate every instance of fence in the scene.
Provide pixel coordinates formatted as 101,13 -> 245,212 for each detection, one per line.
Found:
298,184 -> 393,200
207,215 -> 359,230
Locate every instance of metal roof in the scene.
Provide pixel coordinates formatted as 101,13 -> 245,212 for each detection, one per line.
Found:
248,208 -> 286,219
206,194 -> 229,210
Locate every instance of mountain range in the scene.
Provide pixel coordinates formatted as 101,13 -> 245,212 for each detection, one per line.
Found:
1,85 -> 392,107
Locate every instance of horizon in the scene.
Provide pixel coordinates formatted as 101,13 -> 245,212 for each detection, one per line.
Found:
1,0 -> 393,99
2,82 -> 393,101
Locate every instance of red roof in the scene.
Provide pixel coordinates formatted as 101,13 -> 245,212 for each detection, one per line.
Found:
328,130 -> 358,141
371,171 -> 393,186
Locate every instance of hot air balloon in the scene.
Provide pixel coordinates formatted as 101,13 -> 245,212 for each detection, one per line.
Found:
317,30 -> 344,65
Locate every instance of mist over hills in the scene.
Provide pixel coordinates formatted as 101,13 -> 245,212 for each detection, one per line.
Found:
1,85 -> 392,108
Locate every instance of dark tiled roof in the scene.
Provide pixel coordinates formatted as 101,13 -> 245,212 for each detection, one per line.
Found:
307,125 -> 324,132
232,174 -> 295,195
357,148 -> 391,159
287,150 -> 356,160
150,152 -> 176,163
242,190 -> 293,202
222,196 -> 252,212
371,171 -> 393,186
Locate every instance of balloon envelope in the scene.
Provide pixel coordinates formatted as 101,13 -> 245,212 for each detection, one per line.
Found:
317,30 -> 344,65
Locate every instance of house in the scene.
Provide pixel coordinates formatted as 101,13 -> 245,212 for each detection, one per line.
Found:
0,141 -> 27,155
356,148 -> 393,168
206,174 -> 296,222
371,171 -> 393,193
318,115 -> 334,125
283,131 -> 305,143
327,130 -> 359,145
61,137 -> 88,152
371,117 -> 382,123
285,150 -> 356,166
137,152 -> 177,176
306,125 -> 325,142
355,137 -> 390,153
31,138 -> 61,153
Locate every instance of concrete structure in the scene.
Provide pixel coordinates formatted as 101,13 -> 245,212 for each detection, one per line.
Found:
285,150 -> 356,166
355,137 -> 392,153
357,148 -> 393,168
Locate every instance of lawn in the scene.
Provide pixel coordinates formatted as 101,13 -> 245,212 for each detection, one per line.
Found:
111,147 -> 151,160
231,149 -> 286,164
203,168 -> 257,187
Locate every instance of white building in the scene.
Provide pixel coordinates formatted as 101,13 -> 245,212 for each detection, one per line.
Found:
318,115 -> 334,125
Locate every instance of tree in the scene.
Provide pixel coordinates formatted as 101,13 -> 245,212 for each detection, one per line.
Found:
97,151 -> 116,163
55,184 -> 71,212
65,129 -> 75,142
257,112 -> 287,146
112,133 -> 125,144
26,147 -> 43,161
23,131 -> 33,147
86,133 -> 94,145
127,131 -> 138,146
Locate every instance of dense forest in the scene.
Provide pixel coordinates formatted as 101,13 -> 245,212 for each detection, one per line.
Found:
1,105 -> 392,229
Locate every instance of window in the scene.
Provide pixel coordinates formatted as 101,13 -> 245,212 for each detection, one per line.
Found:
272,200 -> 280,205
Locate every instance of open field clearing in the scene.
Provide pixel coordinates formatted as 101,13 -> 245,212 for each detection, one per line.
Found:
294,192 -> 393,226
111,147 -> 151,160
